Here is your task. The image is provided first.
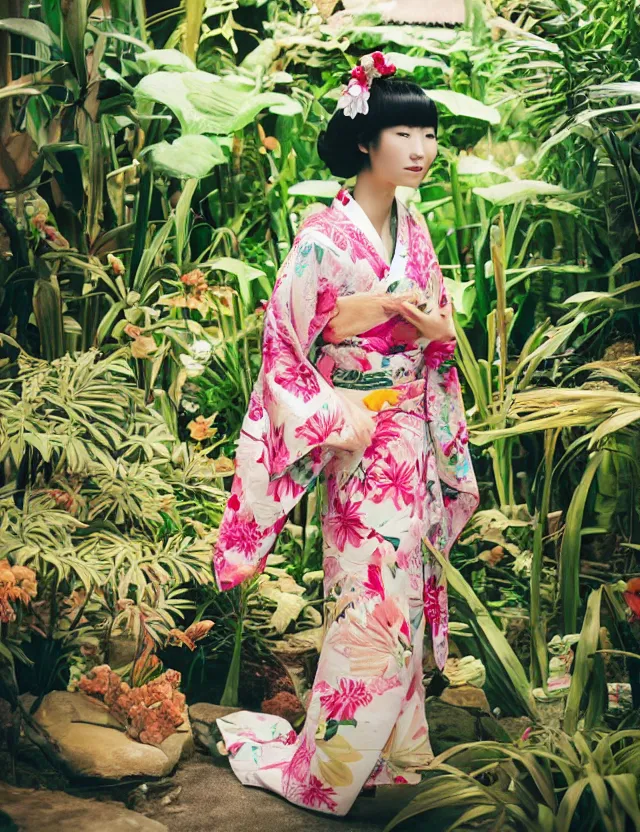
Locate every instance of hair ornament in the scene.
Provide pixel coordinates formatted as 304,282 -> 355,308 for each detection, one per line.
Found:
336,51 -> 397,119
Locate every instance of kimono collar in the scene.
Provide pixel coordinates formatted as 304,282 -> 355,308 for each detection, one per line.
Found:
332,187 -> 409,270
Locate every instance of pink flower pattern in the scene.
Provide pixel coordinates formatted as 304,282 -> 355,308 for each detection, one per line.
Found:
424,575 -> 448,638
367,456 -> 415,510
324,491 -> 368,550
318,678 -> 373,720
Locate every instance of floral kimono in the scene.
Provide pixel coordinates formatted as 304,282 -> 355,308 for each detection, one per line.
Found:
212,188 -> 479,816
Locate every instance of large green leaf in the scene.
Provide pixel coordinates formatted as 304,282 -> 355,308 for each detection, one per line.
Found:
136,48 -> 197,74
563,588 -> 603,735
342,23 -> 465,52
443,277 -> 475,324
473,180 -> 566,205
61,0 -> 88,87
239,38 -> 279,73
386,52 -> 448,73
142,135 -> 229,178
457,155 -> 511,178
425,90 -> 501,125
134,71 -> 302,136
33,277 -> 65,361
588,82 -> 640,100
0,18 -> 59,47
288,180 -> 341,198
205,257 -> 267,309
559,451 -> 605,634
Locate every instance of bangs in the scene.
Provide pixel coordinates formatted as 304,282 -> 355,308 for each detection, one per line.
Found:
360,80 -> 438,141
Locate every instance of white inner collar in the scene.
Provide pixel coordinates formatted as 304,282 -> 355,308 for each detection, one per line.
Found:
334,189 -> 407,276
334,190 -> 407,270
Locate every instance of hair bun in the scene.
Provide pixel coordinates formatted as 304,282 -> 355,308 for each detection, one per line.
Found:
317,126 -> 364,179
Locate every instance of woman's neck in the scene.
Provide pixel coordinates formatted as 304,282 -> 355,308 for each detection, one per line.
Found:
352,171 -> 396,239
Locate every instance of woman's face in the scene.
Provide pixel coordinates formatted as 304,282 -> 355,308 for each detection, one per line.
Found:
359,124 -> 438,187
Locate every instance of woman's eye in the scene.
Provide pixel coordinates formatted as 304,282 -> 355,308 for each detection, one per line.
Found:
397,132 -> 410,137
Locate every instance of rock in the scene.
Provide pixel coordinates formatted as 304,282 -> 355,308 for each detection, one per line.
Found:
0,783 -> 168,831
498,716 -> 533,741
260,691 -> 304,723
189,703 -> 243,754
107,634 -> 139,670
440,684 -> 491,713
25,691 -> 194,780
425,696 -> 510,756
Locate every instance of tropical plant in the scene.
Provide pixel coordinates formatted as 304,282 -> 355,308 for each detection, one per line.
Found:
0,348 -> 216,694
385,726 -> 640,832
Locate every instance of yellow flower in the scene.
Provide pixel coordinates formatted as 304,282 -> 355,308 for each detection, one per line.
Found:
213,456 -> 235,476
187,415 -> 217,441
362,388 -> 401,412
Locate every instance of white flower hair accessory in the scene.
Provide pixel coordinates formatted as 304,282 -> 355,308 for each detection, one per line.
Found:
336,51 -> 397,119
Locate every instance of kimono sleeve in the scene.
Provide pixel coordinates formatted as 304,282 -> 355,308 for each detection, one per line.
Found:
419,220 -> 480,557
212,232 -> 354,591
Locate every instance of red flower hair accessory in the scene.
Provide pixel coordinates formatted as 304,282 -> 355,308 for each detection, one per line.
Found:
336,51 -> 397,119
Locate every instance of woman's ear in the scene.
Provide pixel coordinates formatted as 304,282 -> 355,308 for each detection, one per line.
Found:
357,143 -> 369,155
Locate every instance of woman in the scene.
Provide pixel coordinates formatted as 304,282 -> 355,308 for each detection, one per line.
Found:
212,52 -> 479,816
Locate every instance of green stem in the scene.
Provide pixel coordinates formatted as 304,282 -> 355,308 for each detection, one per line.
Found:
530,428 -> 558,688
220,609 -> 244,707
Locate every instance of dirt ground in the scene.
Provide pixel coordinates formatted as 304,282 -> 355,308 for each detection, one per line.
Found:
147,753 -> 422,832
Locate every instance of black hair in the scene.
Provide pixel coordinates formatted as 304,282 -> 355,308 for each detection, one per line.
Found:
317,77 -> 438,179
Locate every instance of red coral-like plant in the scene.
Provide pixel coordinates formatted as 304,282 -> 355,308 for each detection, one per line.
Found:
79,665 -> 186,746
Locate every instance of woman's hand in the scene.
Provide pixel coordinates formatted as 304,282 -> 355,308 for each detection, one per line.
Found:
323,291 -> 419,343
326,393 -> 376,452
396,299 -> 456,342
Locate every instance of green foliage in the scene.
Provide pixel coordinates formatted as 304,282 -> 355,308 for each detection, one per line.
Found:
0,349 -> 217,691
385,727 -> 640,832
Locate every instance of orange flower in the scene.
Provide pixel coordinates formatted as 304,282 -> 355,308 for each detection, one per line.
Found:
623,578 -> 640,621
47,488 -> 75,512
166,620 -> 214,651
257,123 -> 280,154
0,559 -> 37,622
32,213 -> 70,250
123,323 -> 142,339
107,253 -> 126,276
478,545 -> 505,567
185,619 -> 214,641
180,268 -> 208,293
187,415 -> 216,441
167,620 -> 213,650
362,388 -> 401,412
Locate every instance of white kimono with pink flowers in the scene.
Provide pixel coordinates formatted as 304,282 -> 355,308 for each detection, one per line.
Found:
212,188 -> 479,815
